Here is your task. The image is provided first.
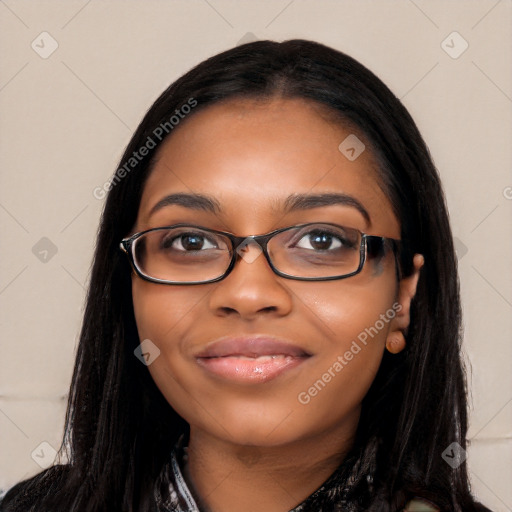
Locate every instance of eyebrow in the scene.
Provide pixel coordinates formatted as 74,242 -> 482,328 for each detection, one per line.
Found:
282,192 -> 370,224
148,192 -> 370,224
149,192 -> 221,216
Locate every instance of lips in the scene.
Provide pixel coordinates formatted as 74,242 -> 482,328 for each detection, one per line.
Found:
195,336 -> 311,358
195,335 -> 312,383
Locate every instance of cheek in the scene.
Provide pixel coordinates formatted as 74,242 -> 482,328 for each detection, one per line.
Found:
292,273 -> 398,407
131,279 -> 207,419
132,279 -> 200,342
297,265 -> 398,351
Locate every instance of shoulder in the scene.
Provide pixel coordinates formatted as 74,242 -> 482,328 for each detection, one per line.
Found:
403,497 -> 494,512
0,464 -> 71,512
404,497 -> 440,511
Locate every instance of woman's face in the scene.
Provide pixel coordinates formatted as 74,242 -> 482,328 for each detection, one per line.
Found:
131,97 -> 415,447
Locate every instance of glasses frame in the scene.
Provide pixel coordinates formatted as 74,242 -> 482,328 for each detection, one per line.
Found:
119,222 -> 403,285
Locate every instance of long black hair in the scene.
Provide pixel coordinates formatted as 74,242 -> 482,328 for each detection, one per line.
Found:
1,39 -> 492,511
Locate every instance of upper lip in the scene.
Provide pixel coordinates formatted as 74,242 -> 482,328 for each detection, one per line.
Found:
195,335 -> 312,358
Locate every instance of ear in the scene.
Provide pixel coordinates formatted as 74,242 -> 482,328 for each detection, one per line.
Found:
386,254 -> 424,354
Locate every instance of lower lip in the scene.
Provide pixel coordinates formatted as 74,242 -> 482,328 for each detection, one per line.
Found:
196,354 -> 309,383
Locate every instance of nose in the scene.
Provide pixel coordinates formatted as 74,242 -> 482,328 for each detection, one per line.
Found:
207,241 -> 293,320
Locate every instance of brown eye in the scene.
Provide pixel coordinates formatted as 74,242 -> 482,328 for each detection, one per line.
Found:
292,225 -> 357,252
162,232 -> 216,252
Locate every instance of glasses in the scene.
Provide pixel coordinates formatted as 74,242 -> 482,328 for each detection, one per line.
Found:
119,222 -> 402,285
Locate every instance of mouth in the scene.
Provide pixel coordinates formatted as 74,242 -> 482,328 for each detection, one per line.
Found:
195,335 -> 312,383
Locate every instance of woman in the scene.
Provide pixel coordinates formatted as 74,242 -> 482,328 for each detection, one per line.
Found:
0,39 -> 492,511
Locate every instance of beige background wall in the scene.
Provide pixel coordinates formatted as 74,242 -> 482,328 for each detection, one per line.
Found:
1,1 -> 511,509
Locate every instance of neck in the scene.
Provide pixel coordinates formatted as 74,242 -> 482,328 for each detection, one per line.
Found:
183,414 -> 359,512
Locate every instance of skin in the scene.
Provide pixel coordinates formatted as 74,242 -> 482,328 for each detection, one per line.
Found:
130,97 -> 424,512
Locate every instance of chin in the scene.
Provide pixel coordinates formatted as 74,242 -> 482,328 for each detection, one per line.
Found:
199,401 -> 313,447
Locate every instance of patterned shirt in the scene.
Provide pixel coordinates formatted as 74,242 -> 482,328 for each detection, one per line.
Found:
153,436 -> 439,512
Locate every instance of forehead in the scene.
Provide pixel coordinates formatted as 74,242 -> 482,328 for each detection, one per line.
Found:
137,97 -> 400,237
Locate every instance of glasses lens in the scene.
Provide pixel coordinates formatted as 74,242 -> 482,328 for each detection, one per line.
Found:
133,227 -> 231,282
268,224 -> 362,278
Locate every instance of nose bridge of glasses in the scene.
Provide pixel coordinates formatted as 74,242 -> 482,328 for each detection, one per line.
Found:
231,234 -> 269,266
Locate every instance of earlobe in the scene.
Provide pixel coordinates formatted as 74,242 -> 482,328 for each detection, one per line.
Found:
385,331 -> 406,354
385,254 -> 424,354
